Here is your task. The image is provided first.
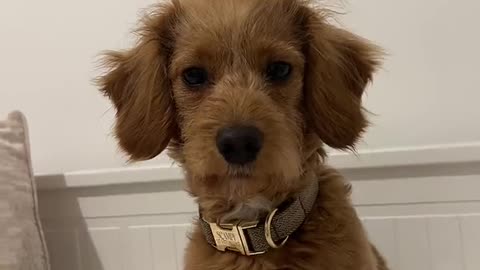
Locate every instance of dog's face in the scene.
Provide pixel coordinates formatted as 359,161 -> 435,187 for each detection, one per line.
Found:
98,0 -> 380,217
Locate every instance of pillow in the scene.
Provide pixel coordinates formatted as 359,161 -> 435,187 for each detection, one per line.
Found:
0,111 -> 50,270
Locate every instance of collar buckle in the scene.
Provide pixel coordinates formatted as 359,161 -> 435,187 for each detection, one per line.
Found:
208,221 -> 265,256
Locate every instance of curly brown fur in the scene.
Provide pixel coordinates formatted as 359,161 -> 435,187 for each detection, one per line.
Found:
97,0 -> 387,269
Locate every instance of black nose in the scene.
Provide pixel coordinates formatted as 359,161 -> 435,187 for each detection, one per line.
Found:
216,126 -> 263,165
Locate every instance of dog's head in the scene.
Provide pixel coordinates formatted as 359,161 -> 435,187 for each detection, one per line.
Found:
98,0 -> 381,220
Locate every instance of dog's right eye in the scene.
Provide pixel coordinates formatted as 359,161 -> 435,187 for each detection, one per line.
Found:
182,67 -> 208,88
266,61 -> 292,82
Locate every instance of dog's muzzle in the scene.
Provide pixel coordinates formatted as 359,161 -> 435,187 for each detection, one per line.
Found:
199,180 -> 319,256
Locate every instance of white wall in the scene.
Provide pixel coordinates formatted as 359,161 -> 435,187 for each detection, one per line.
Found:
1,0 -> 479,175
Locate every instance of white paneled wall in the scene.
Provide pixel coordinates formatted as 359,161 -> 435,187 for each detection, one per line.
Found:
42,219 -> 192,270
37,161 -> 480,270
363,215 -> 480,270
41,215 -> 480,270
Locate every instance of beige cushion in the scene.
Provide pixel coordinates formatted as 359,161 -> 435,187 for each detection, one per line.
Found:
0,111 -> 50,270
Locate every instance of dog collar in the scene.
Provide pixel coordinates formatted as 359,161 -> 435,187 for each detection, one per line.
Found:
199,180 -> 319,256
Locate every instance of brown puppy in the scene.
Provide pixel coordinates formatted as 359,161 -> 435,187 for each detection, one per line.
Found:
97,0 -> 387,269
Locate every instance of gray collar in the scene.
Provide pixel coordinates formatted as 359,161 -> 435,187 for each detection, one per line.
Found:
199,180 -> 319,256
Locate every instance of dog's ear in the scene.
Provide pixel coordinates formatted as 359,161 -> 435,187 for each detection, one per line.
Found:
302,10 -> 382,149
97,4 -> 178,160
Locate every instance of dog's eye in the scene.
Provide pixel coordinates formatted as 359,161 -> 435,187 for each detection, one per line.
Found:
266,62 -> 292,82
183,67 -> 208,87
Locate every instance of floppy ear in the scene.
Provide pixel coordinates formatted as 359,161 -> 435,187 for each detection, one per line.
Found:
97,4 -> 178,160
303,11 -> 382,149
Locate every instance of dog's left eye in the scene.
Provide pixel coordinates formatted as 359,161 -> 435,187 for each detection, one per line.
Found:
183,67 -> 209,87
266,62 -> 292,82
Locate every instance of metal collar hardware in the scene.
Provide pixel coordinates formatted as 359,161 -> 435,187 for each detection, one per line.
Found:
208,221 -> 265,256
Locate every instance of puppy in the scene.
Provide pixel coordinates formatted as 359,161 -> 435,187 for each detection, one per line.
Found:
97,0 -> 388,269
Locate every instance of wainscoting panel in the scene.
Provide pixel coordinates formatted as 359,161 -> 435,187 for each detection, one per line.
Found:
42,214 -> 480,270
38,160 -> 480,270
362,215 -> 480,270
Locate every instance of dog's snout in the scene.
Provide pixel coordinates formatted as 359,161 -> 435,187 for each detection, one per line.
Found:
216,126 -> 263,165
